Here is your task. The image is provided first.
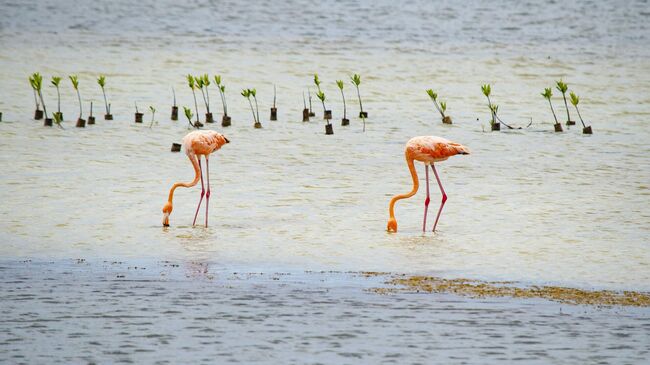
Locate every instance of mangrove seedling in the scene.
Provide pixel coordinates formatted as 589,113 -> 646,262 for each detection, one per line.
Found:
187,74 -> 201,126
214,75 -> 231,126
30,73 -> 52,126
481,84 -> 498,130
302,91 -> 309,122
542,87 -> 562,132
317,91 -> 333,135
53,110 -> 64,128
51,76 -> 63,122
350,74 -> 367,119
556,80 -> 574,125
426,89 -> 452,124
314,74 -> 332,120
149,106 -> 156,128
171,87 -> 178,120
196,74 -> 213,123
97,75 -> 113,120
270,84 -> 278,121
30,75 -> 42,120
251,88 -> 261,128
134,102 -> 144,123
69,75 -> 85,127
88,101 -> 96,125
183,106 -> 196,129
570,92 -> 593,134
337,80 -> 349,126
242,89 -> 261,128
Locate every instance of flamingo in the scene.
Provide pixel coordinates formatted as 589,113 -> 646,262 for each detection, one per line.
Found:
387,136 -> 470,233
162,130 -> 229,227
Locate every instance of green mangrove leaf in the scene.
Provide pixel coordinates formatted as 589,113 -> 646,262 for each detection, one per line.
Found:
569,92 -> 579,106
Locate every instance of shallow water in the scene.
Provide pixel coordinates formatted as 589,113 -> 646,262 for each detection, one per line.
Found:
1,0 -> 649,291
1,260 -> 649,364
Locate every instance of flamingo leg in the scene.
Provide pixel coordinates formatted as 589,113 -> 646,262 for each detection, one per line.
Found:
431,164 -> 448,232
423,164 -> 431,232
205,156 -> 211,227
192,157 -> 205,227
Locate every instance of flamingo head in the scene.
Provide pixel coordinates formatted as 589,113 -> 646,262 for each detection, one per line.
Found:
162,202 -> 173,227
387,218 -> 398,233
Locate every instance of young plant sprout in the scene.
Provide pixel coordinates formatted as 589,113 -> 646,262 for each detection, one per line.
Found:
183,106 -> 195,128
30,73 -> 52,126
214,75 -> 230,126
481,84 -> 497,130
570,92 -> 593,134
542,87 -> 562,132
337,80 -> 349,126
171,86 -> 178,120
314,74 -> 332,120
187,74 -> 200,126
350,74 -> 366,118
242,89 -> 261,128
68,75 -> 86,127
270,84 -> 278,121
426,89 -> 452,124
556,80 -> 574,125
97,75 -> 113,120
51,76 -> 63,122
149,106 -> 156,128
196,74 -> 213,123
30,78 -> 42,120
251,88 -> 261,127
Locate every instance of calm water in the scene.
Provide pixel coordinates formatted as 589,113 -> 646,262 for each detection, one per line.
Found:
1,0 -> 649,289
1,0 -> 650,362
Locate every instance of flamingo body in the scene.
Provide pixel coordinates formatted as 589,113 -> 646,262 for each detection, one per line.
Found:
387,136 -> 469,233
162,130 -> 229,227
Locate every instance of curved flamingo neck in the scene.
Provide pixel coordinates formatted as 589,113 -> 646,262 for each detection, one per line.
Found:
167,153 -> 201,204
389,152 -> 419,221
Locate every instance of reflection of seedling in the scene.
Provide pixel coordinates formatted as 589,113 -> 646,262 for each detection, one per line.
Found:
149,106 -> 156,128
187,74 -> 200,125
556,79 -> 573,125
51,76 -> 62,120
570,92 -> 593,134
542,87 -> 562,132
53,111 -> 63,128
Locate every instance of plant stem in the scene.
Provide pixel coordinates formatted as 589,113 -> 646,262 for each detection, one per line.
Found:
247,98 -> 256,123
340,88 -> 347,119
56,86 -> 61,113
200,88 -> 209,114
205,86 -> 210,113
192,89 -> 199,124
574,105 -> 586,128
273,85 -> 276,108
431,99 -> 444,118
308,88 -> 313,112
38,90 -> 48,119
33,89 -> 40,109
548,99 -> 559,124
101,87 -> 109,114
485,95 -> 495,125
355,84 -> 364,114
172,87 -> 176,106
561,92 -> 571,122
253,95 -> 260,124
76,89 -> 82,119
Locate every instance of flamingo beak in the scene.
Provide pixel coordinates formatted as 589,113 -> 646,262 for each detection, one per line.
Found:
162,212 -> 170,227
224,137 -> 230,144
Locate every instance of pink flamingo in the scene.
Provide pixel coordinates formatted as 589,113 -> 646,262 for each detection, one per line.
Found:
162,130 -> 229,227
387,136 -> 470,233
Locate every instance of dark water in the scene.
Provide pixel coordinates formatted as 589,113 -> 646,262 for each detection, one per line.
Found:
1,260 -> 649,364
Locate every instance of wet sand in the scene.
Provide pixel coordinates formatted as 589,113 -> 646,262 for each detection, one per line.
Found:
1,260 -> 649,364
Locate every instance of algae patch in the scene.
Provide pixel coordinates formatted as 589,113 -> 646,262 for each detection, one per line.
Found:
373,275 -> 650,307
